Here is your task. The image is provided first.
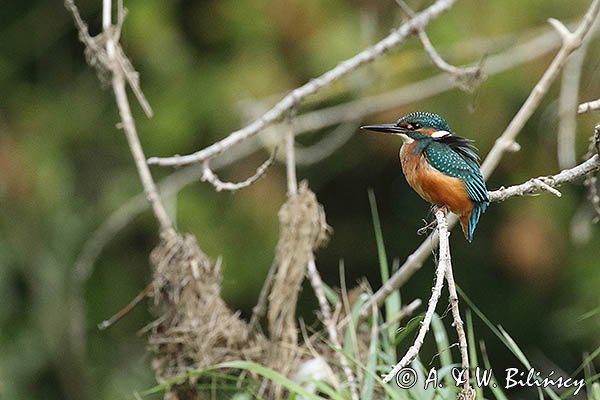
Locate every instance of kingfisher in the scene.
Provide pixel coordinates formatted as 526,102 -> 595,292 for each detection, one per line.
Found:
361,112 -> 489,242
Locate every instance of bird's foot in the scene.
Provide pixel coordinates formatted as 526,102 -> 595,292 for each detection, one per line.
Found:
431,205 -> 448,216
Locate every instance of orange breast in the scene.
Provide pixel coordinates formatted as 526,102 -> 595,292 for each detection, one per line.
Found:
400,144 -> 472,218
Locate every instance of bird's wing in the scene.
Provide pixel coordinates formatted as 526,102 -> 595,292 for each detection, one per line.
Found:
424,141 -> 489,203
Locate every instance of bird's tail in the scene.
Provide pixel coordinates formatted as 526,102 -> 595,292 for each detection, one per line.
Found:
460,201 -> 489,242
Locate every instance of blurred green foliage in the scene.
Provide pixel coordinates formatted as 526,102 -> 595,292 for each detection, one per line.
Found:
1,0 -> 599,398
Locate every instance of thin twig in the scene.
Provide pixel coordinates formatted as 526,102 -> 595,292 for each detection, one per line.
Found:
286,115 -> 298,196
307,259 -> 359,400
65,0 -> 172,232
558,14 -> 598,168
146,0 -> 459,167
481,0 -> 600,179
578,98 -> 600,114
201,151 -> 276,192
277,22 -> 572,136
97,283 -> 153,330
382,210 -> 449,383
250,259 -> 278,329
360,0 -> 600,320
395,0 -> 482,89
378,298 -> 422,332
489,155 -> 600,202
358,154 -> 600,322
557,47 -> 586,169
444,257 -> 472,395
112,73 -> 172,231
71,18 -> 574,288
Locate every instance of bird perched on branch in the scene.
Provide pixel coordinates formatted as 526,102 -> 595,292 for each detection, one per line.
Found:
362,112 -> 489,242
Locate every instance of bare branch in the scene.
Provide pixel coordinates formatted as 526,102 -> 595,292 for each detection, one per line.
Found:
249,259 -> 278,329
65,0 -> 170,231
278,21 -> 572,138
359,154 -> 600,322
68,20 -> 574,310
201,151 -> 275,192
481,0 -> 600,179
578,98 -> 600,114
557,47 -> 586,169
112,74 -> 172,232
97,283 -> 153,330
395,0 -> 482,89
378,298 -> 422,333
382,210 -> 449,383
361,0 -> 600,320
307,259 -> 359,400
444,256 -> 473,395
286,116 -> 298,196
489,155 -> 600,202
146,0 -> 459,167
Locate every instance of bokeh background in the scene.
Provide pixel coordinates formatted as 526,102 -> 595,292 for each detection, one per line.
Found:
1,0 -> 600,398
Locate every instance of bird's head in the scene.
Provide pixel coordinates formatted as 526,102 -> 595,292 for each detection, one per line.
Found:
361,112 -> 452,144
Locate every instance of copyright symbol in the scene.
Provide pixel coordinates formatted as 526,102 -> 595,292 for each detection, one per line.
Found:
395,367 -> 418,389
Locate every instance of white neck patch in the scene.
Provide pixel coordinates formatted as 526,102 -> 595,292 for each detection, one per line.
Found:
431,130 -> 452,138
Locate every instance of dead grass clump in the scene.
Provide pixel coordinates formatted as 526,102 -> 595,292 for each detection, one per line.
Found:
147,230 -> 267,383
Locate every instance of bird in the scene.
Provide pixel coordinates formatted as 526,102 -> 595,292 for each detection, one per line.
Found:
361,111 -> 489,242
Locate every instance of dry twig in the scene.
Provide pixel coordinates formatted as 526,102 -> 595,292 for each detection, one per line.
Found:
71,18 -> 576,298
481,0 -> 600,179
444,257 -> 473,396
307,258 -> 359,400
395,0 -> 482,90
489,154 -> 600,202
146,0 -> 459,167
578,98 -> 600,114
382,209 -> 449,383
557,52 -> 585,169
378,298 -> 422,333
201,151 -> 275,192
65,0 -> 173,232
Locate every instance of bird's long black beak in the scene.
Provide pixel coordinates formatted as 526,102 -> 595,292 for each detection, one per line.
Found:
360,124 -> 407,135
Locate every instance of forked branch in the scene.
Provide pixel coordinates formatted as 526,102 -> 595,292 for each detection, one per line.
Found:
382,209 -> 450,383
146,0 -> 459,167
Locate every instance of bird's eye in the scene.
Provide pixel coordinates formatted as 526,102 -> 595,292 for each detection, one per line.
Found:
412,123 -> 422,130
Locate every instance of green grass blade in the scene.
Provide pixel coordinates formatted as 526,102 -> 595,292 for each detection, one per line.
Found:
480,340 -> 509,400
322,280 -> 340,306
574,343 -> 600,376
324,336 -> 404,400
577,305 -> 600,322
592,382 -> 600,400
361,309 -> 379,400
344,293 -> 369,357
368,189 -> 401,342
137,360 -> 325,400
497,326 -> 530,369
393,315 -> 423,346
306,379 -> 346,400
466,310 -> 483,400
430,314 -> 453,388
